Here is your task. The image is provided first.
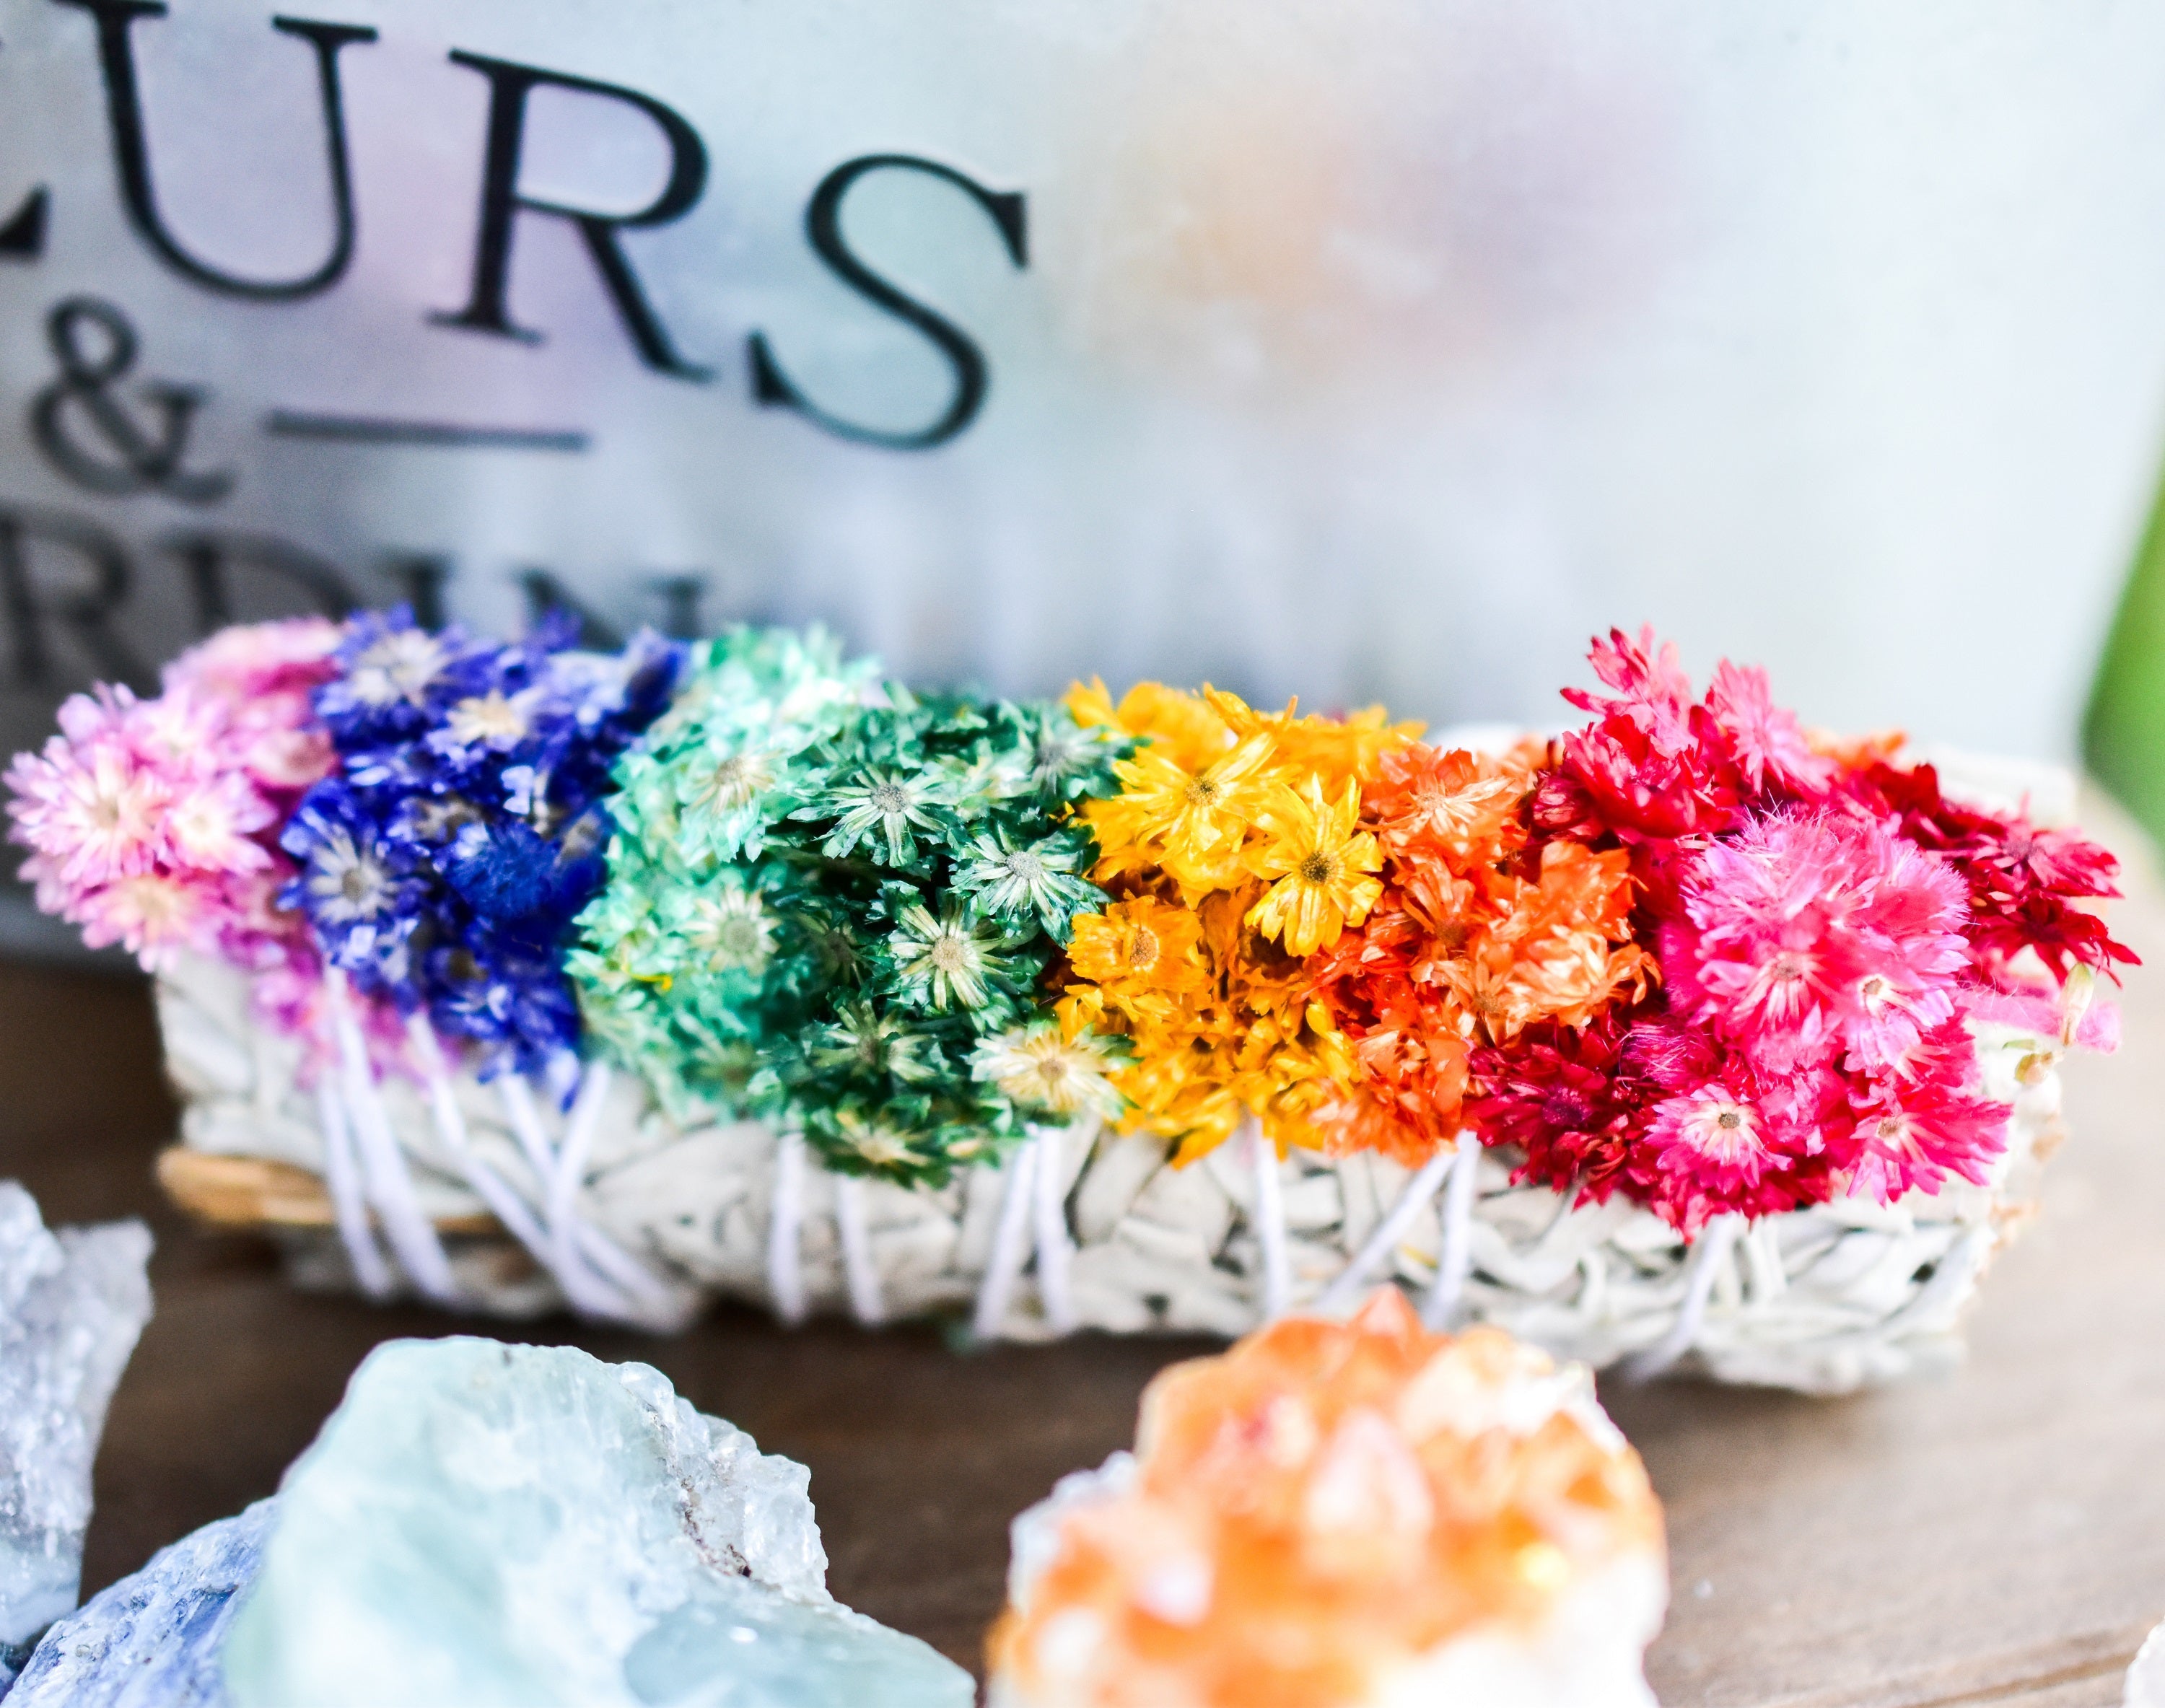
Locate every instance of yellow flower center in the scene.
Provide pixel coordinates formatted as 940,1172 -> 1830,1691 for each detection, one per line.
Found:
1183,775 -> 1221,807
1715,1110 -> 1743,1131
699,752 -> 774,810
930,936 -> 971,973
448,691 -> 527,745
1125,925 -> 1160,971
1298,851 -> 1338,885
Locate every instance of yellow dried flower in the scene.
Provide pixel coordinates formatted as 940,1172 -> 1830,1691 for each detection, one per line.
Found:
1243,776 -> 1384,956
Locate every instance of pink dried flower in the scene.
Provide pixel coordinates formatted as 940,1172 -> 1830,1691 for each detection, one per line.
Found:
1705,660 -> 1834,795
73,871 -> 205,961
1660,809 -> 1969,1075
1840,1022 -> 2006,1202
167,616 -> 341,700
166,617 -> 341,799
6,714 -> 173,890
1553,628 -> 1741,841
6,622 -> 338,981
1645,1082 -> 1771,1194
1624,1027 -> 1849,1230
4,620 -> 426,1079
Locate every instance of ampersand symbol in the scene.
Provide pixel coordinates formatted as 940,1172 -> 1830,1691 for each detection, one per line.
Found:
30,297 -> 234,504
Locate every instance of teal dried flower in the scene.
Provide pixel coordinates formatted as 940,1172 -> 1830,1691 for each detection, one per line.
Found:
809,764 -> 950,868
951,826 -> 1103,937
570,645 -> 1132,1186
971,1020 -> 1126,1122
882,898 -> 1016,1015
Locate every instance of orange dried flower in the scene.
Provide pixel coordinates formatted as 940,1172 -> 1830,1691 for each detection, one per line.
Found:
1308,742 -> 1650,1165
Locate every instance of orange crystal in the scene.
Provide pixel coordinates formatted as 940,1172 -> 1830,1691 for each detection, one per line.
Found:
987,1290 -> 1662,1708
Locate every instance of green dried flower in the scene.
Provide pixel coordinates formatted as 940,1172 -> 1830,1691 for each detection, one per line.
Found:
570,641 -> 1132,1185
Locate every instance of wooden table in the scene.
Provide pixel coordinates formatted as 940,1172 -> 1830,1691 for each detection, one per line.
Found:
6,804 -> 2164,1705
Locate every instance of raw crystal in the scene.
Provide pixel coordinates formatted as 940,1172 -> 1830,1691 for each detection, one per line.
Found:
6,1501 -> 272,1708
0,1181 -> 153,1690
989,1289 -> 1666,1708
221,1337 -> 970,1708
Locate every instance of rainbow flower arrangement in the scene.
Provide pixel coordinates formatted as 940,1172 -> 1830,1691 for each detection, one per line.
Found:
4,616 -> 2132,1341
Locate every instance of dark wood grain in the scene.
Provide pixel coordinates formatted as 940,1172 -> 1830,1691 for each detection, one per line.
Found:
3,792 -> 2162,1702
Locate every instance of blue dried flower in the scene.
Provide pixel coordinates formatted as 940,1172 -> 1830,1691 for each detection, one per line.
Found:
285,607 -> 683,1085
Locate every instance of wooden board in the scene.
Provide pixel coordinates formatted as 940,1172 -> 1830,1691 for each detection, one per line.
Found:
4,795 -> 2162,1703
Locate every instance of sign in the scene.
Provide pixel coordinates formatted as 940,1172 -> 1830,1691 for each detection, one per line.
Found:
3,0 -> 2164,779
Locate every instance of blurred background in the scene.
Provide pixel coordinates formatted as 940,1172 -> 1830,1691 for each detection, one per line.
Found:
6,0 -> 2165,952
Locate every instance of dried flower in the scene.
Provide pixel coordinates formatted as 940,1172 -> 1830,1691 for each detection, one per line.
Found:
284,608 -> 681,1085
572,641 -> 1126,1185
1065,683 -> 1405,1162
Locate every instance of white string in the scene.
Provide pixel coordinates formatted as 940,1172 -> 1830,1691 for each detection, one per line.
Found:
313,1077 -> 392,1299
551,1063 -> 611,1307
570,1217 -> 683,1317
1247,1119 -> 1292,1324
972,1139 -> 1040,1341
1030,1125 -> 1078,1335
1622,1213 -> 1746,1382
834,1173 -> 885,1327
408,1021 -> 683,1328
547,1063 -> 683,1323
404,1015 -> 551,1262
766,1132 -> 809,1326
494,1072 -> 559,1183
494,1073 -> 631,1321
1422,1131 -> 1483,1330
1316,1145 -> 1456,1314
323,969 -> 457,1303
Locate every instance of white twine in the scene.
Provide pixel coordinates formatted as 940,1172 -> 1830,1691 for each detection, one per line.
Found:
1030,1125 -> 1079,1335
972,1137 -> 1041,1340
322,970 -> 457,1303
766,1132 -> 809,1326
312,1077 -> 391,1299
834,1173 -> 885,1327
551,1063 -> 612,1307
495,1073 -> 637,1321
541,1061 -> 687,1321
494,1071 -> 558,1182
1247,1119 -> 1292,1324
1422,1131 -> 1483,1330
1622,1213 -> 1747,1382
569,1213 -> 683,1320
1316,1145 -> 1456,1314
405,1015 -> 551,1262
412,1024 -> 681,1328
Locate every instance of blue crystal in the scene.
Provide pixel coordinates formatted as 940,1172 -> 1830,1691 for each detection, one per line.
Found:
6,1502 -> 271,1708
0,1182 -> 152,1694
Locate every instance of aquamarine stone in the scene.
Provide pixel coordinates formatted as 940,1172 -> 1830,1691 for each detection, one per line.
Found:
0,1181 -> 153,1691
6,1501 -> 271,1707
220,1337 -> 971,1708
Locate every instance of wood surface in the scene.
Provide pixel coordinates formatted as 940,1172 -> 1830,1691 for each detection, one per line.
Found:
2,799 -> 2162,1704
